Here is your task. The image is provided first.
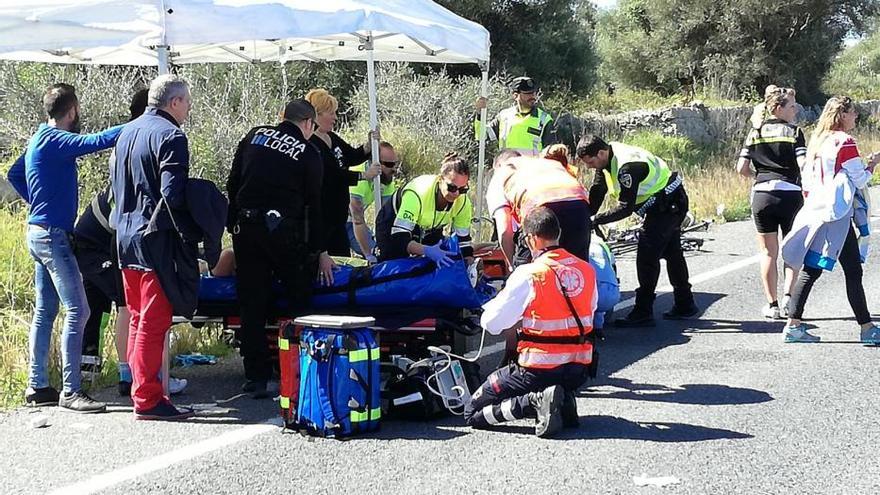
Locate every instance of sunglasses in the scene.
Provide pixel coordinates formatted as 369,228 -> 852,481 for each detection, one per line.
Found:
445,182 -> 469,194
380,160 -> 399,168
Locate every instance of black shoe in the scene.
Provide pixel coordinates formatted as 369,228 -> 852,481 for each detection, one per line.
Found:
529,385 -> 564,438
243,380 -> 273,399
562,390 -> 579,428
118,381 -> 132,397
663,304 -> 699,320
58,391 -> 106,414
614,311 -> 656,328
25,387 -> 60,407
134,401 -> 195,421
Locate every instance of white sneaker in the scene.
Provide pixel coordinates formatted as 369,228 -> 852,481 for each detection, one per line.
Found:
169,377 -> 188,395
780,295 -> 791,318
762,304 -> 780,319
784,324 -> 820,343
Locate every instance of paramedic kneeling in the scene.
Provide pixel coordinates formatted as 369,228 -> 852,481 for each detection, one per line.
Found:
465,207 -> 596,438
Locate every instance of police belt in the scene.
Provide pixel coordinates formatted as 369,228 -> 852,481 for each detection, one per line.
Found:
635,173 -> 683,218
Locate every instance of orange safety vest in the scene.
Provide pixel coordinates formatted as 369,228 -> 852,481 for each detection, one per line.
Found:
517,248 -> 595,370
502,157 -> 588,223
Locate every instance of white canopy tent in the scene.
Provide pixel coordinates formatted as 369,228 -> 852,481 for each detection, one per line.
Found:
0,0 -> 493,214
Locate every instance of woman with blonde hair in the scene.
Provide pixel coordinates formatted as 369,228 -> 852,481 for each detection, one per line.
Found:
305,88 -> 380,259
781,96 -> 879,343
736,85 -> 805,319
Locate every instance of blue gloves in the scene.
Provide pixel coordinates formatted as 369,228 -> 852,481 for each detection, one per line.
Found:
424,241 -> 456,268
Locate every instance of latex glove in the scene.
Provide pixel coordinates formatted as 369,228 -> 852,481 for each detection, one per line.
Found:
365,254 -> 378,264
424,242 -> 456,268
317,252 -> 336,286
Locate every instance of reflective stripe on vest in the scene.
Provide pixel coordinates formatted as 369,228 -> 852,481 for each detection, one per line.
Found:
498,107 -> 552,155
517,249 -> 595,370
502,157 -> 588,222
603,142 -> 672,204
518,348 -> 593,368
522,314 -> 594,332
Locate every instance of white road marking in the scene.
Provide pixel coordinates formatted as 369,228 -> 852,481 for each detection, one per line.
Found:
613,214 -> 879,312
49,418 -> 283,495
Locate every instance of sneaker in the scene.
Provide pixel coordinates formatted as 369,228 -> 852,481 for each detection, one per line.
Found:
134,401 -> 195,421
168,377 -> 188,396
118,381 -> 132,397
663,304 -> 700,320
762,303 -> 780,319
859,325 -> 880,345
783,324 -> 821,343
58,391 -> 107,414
25,387 -> 59,407
529,385 -> 564,438
561,390 -> 579,428
780,295 -> 791,318
614,311 -> 655,328
243,380 -> 276,399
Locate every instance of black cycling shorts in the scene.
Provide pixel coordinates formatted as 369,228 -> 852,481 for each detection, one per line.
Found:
751,189 -> 803,235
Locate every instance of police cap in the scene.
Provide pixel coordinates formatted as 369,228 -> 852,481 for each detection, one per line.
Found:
283,99 -> 316,122
509,76 -> 538,93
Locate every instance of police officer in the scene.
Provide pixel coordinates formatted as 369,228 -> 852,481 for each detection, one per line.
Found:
465,207 -> 596,438
374,153 -> 474,265
226,99 -> 327,397
576,135 -> 698,327
475,76 -> 556,155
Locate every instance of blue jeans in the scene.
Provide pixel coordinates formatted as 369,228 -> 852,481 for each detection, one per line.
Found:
346,221 -> 376,257
26,225 -> 90,393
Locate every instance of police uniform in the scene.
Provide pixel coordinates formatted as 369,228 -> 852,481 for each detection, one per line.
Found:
73,187 -> 124,374
464,247 -> 596,434
475,77 -> 556,155
226,120 -> 324,384
374,174 -> 474,261
589,142 -> 696,324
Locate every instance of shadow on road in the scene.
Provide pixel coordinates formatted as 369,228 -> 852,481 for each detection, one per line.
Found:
490,416 -> 752,442
583,378 -> 773,406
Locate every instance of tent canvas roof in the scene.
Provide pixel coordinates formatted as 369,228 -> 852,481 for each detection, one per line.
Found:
0,0 -> 490,66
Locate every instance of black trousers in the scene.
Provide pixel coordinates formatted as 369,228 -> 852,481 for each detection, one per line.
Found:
512,200 -> 592,267
633,187 -> 694,313
375,195 -> 443,261
788,226 -> 871,325
81,277 -> 111,361
324,222 -> 352,257
464,362 -> 590,428
233,220 -> 314,382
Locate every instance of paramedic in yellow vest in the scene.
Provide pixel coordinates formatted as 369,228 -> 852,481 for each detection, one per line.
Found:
576,135 -> 698,328
465,206 -> 596,438
348,141 -> 400,262
475,76 -> 556,155
374,153 -> 474,265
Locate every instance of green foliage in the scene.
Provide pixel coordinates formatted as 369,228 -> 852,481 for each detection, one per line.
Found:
597,0 -> 879,104
823,34 -> 880,99
436,0 -> 599,94
621,131 -> 715,171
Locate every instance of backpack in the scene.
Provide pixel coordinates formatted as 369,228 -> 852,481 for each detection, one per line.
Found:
296,315 -> 380,438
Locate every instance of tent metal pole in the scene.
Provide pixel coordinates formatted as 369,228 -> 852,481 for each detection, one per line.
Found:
365,33 -> 382,212
475,63 -> 490,238
158,45 -> 170,74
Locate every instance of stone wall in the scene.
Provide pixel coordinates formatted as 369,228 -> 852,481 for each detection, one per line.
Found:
554,100 -> 880,150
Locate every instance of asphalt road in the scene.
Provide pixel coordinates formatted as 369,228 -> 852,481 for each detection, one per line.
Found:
2,191 -> 879,495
